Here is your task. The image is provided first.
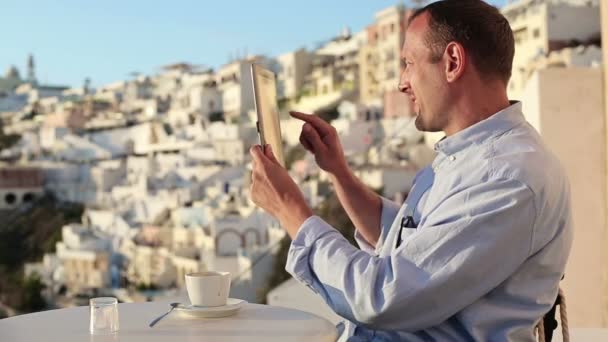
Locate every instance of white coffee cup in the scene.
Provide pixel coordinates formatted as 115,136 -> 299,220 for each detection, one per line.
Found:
185,271 -> 231,307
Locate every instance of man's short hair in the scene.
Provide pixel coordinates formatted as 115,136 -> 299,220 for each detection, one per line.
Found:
410,0 -> 515,84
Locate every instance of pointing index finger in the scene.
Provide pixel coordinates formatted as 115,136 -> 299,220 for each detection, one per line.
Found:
289,111 -> 333,136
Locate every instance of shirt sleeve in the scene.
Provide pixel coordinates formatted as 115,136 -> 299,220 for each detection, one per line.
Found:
285,178 -> 536,331
353,196 -> 401,254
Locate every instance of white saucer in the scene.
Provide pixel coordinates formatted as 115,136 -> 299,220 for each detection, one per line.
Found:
175,298 -> 246,318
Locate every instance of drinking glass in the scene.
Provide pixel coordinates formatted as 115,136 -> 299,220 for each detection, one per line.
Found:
89,297 -> 119,335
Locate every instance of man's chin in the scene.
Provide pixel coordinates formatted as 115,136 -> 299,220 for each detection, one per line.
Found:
414,115 -> 441,133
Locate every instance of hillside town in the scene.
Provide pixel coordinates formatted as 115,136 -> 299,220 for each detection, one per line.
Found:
0,0 -> 606,330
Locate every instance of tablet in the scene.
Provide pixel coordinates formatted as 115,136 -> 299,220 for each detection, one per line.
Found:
251,63 -> 286,167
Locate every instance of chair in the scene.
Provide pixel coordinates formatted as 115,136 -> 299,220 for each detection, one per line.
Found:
536,288 -> 569,342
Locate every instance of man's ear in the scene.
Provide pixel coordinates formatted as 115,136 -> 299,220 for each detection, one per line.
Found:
444,42 -> 466,83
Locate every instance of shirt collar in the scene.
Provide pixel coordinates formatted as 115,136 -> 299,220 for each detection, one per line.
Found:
434,101 -> 524,156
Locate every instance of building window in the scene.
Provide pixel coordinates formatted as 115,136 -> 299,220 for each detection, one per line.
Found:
513,28 -> 528,45
532,28 -> 540,38
23,193 -> 34,203
5,193 -> 16,205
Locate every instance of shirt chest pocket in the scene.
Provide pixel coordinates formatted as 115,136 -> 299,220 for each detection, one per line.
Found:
395,211 -> 419,248
392,166 -> 434,250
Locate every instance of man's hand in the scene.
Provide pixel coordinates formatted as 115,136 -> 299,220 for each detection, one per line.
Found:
290,111 -> 349,178
290,111 -> 383,247
250,144 -> 313,238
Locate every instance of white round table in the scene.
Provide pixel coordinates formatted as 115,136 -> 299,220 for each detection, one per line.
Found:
0,301 -> 338,342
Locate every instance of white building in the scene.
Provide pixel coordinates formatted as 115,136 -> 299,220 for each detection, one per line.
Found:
0,167 -> 44,210
124,242 -> 176,288
38,162 -> 96,204
84,209 -> 133,240
123,76 -> 153,105
169,225 -> 213,253
520,45 -> 602,82
359,5 -> 405,101
54,134 -> 113,162
299,178 -> 322,209
55,224 -> 112,291
169,70 -> 221,126
357,4 -> 415,119
331,118 -> 380,157
184,146 -> 216,163
216,56 -> 272,122
39,126 -> 68,151
207,121 -> 239,140
502,0 -> 601,98
212,139 -> 244,165
87,122 -> 158,156
354,163 -> 417,199
129,197 -> 170,225
297,29 -> 366,113
276,48 -> 313,100
95,80 -> 126,105
520,66 -> 605,327
90,160 -> 126,193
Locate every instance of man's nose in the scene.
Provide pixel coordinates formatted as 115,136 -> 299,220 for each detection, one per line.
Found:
398,71 -> 409,93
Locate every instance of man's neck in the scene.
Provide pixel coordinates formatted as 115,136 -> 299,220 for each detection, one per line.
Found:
443,84 -> 510,136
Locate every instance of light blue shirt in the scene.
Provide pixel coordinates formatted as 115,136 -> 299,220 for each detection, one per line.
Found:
285,102 -> 573,341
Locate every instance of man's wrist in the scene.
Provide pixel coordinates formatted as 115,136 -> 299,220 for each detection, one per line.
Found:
328,164 -> 353,185
279,199 -> 314,239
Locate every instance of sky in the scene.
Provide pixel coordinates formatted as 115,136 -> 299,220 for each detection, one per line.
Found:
1,0 -> 506,88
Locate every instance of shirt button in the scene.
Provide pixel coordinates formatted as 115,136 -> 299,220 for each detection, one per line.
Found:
449,155 -> 456,161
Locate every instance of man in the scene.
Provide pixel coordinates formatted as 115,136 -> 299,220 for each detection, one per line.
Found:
249,0 -> 572,340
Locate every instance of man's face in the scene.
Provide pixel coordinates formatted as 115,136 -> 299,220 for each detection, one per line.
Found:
399,13 -> 449,132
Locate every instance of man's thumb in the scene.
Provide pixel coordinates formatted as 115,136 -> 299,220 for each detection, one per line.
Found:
264,144 -> 280,164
